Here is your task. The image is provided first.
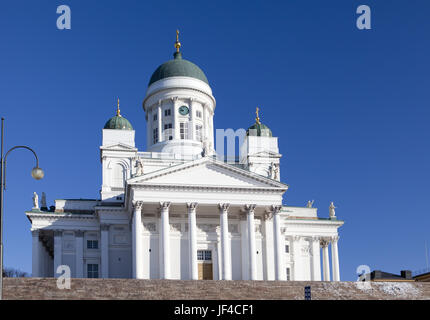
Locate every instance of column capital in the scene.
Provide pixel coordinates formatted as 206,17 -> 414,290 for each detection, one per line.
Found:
132,200 -> 144,210
75,230 -> 84,237
244,204 -> 256,213
331,235 -> 340,243
159,202 -> 171,210
271,205 -> 282,214
100,224 -> 110,231
312,236 -> 321,242
219,203 -> 230,212
187,202 -> 198,210
320,238 -> 330,248
291,235 -> 301,242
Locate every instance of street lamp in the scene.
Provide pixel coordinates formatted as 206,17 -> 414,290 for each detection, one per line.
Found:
0,117 -> 44,300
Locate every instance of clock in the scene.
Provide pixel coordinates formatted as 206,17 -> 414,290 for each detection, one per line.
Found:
178,105 -> 189,115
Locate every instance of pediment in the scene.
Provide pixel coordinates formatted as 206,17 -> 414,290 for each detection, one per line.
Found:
249,150 -> 282,158
128,157 -> 288,190
100,143 -> 137,151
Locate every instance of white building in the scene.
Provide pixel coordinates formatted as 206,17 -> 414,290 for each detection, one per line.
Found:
26,35 -> 343,281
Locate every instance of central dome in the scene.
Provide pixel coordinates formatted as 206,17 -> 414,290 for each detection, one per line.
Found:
148,52 -> 209,87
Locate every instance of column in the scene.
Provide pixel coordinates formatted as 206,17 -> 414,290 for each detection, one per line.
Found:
321,239 -> 330,281
157,100 -> 162,142
189,98 -> 195,140
331,235 -> 340,281
245,204 -> 257,280
272,205 -> 285,280
132,201 -> 144,279
263,211 -> 275,280
311,236 -> 321,281
172,97 -> 178,139
291,235 -> 302,280
101,224 -> 110,278
31,230 -> 41,277
159,202 -> 171,279
240,215 -> 248,280
219,203 -> 232,280
187,202 -> 198,280
53,230 -> 62,278
75,231 -> 84,278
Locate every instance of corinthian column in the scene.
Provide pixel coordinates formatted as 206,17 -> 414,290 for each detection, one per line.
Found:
311,236 -> 321,281
245,204 -> 257,280
31,230 -> 41,277
159,202 -> 171,279
331,235 -> 340,281
187,202 -> 198,280
132,201 -> 144,279
53,230 -> 63,278
100,224 -> 110,278
272,205 -> 284,280
321,239 -> 330,281
219,203 -> 232,280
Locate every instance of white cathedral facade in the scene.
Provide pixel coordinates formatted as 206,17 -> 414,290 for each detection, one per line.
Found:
26,35 -> 343,281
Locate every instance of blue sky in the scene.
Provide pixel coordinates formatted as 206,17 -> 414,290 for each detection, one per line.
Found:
1,0 -> 429,281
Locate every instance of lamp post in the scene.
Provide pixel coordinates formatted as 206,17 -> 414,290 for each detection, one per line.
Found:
0,117 -> 44,300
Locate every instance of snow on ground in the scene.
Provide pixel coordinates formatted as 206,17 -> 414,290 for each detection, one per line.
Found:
355,281 -> 421,297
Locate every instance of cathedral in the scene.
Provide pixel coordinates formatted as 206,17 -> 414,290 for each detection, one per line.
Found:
26,33 -> 343,281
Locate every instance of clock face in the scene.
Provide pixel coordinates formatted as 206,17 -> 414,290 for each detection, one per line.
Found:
179,105 -> 189,115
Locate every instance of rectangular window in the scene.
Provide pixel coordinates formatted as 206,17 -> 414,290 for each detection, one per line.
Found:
153,114 -> 157,121
195,124 -> 203,142
286,268 -> 291,281
87,264 -> 99,278
196,110 -> 202,118
87,240 -> 98,249
197,250 -> 212,261
153,128 -> 158,144
180,122 -> 188,140
164,109 -> 171,116
285,245 -> 289,253
163,123 -> 173,141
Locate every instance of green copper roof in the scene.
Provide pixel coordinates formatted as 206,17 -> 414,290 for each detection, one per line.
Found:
247,122 -> 272,137
104,115 -> 133,130
148,52 -> 209,87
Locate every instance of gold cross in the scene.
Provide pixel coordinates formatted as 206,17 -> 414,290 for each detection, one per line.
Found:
116,98 -> 121,117
175,29 -> 181,52
256,107 -> 260,124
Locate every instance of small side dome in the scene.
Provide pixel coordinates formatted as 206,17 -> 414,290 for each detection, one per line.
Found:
103,99 -> 133,130
247,122 -> 272,137
246,107 -> 272,137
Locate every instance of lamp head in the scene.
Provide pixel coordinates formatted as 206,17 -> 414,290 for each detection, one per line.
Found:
31,167 -> 44,180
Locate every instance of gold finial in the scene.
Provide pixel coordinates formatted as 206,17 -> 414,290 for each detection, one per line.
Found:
255,107 -> 260,124
174,29 -> 181,53
116,98 -> 121,117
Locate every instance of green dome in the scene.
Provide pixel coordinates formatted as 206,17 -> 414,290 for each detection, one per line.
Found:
104,115 -> 133,130
247,122 -> 272,137
148,52 -> 209,87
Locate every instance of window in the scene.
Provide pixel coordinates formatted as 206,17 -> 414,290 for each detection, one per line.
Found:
112,165 -> 124,188
180,122 -> 188,140
164,109 -> 171,116
196,110 -> 202,118
153,128 -> 158,144
285,245 -> 289,253
195,124 -> 203,142
153,114 -> 157,121
87,264 -> 99,278
163,123 -> 173,140
197,250 -> 212,261
286,268 -> 291,281
87,240 -> 98,249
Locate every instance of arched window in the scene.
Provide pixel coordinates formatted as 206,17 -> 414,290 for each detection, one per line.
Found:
112,164 -> 125,188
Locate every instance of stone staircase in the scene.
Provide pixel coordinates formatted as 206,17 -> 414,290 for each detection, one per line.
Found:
3,278 -> 430,300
